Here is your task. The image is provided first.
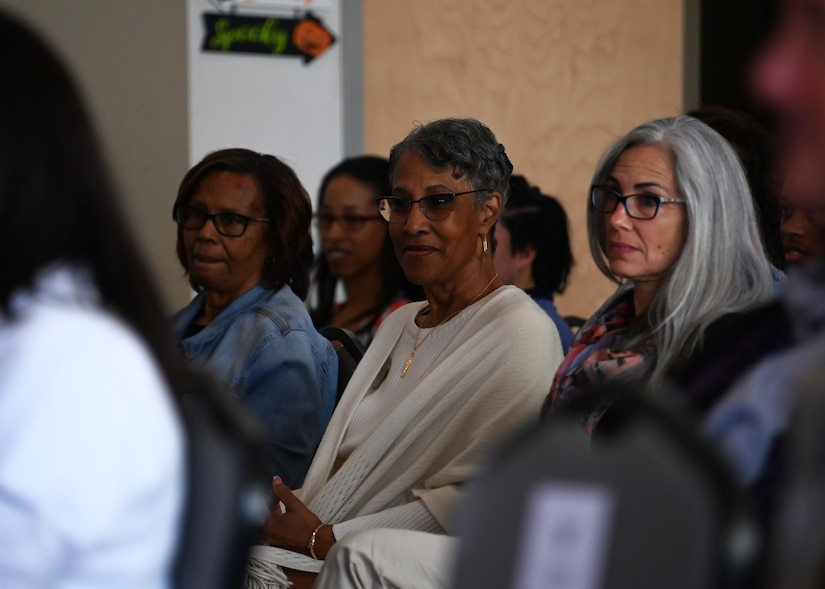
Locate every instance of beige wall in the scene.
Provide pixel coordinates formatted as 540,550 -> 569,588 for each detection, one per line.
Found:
363,0 -> 684,319
1,1 -> 191,312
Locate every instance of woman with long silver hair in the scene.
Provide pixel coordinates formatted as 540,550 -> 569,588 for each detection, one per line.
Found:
546,114 -> 777,433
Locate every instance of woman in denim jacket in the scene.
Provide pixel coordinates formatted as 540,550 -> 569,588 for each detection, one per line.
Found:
170,149 -> 338,488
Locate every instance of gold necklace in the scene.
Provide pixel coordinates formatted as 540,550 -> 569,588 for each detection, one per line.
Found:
400,274 -> 499,378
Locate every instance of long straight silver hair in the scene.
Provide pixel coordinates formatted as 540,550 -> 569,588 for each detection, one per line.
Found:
587,115 -> 776,385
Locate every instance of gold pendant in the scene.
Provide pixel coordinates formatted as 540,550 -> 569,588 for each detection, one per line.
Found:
400,350 -> 415,378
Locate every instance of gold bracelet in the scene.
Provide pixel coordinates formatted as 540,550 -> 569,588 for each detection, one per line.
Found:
308,523 -> 326,560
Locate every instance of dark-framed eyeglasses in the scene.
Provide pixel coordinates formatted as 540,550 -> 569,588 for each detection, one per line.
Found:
590,185 -> 686,220
313,212 -> 384,232
173,204 -> 270,237
376,189 -> 490,223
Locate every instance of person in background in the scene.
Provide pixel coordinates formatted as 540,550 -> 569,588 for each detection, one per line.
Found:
243,117 -> 561,589
0,9 -> 184,587
688,104 -> 785,271
169,149 -> 337,488
545,115 -> 776,433
493,174 -> 575,353
780,172 -> 825,265
311,156 -> 423,347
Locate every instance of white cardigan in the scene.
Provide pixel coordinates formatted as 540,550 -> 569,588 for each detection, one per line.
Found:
246,286 -> 562,583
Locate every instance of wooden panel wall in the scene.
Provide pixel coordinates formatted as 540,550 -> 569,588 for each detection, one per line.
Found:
362,0 -> 684,320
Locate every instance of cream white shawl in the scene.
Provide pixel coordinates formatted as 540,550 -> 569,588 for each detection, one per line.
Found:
245,286 -> 562,586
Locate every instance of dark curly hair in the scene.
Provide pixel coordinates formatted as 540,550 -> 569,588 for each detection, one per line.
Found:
388,117 -> 514,208
500,175 -> 574,294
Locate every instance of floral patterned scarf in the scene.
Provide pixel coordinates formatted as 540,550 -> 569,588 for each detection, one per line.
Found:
544,286 -> 657,434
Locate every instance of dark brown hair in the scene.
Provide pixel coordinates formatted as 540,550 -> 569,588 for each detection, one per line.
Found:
311,155 -> 423,327
174,149 -> 314,299
0,9 -> 181,387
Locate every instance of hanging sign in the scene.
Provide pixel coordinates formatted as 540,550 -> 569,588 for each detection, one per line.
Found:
217,0 -> 334,8
201,12 -> 336,63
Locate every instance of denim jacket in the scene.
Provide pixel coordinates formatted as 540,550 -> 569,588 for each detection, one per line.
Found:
170,284 -> 338,487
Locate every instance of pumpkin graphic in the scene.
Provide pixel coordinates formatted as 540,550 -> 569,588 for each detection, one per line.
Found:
292,18 -> 333,58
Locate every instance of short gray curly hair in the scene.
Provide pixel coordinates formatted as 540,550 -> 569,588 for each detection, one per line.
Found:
388,117 -> 513,208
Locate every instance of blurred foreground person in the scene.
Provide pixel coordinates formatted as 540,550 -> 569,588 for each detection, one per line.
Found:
0,9 -> 184,588
722,0 -> 825,584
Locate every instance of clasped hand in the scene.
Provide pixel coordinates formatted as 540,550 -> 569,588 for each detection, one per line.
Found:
260,475 -> 322,554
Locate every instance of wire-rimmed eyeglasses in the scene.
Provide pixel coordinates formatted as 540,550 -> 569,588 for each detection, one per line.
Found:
376,189 -> 490,223
173,204 -> 270,237
590,185 -> 686,220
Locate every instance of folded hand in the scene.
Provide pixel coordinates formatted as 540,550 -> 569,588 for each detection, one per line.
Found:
260,476 -> 322,553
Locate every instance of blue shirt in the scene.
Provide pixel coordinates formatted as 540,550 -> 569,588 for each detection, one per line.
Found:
526,288 -> 574,355
170,284 -> 337,487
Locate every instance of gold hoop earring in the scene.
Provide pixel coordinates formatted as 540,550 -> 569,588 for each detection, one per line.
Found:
482,234 -> 488,254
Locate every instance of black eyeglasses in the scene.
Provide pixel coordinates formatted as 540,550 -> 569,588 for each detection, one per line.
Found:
590,185 -> 686,220
376,189 -> 490,223
314,212 -> 384,232
173,205 -> 270,237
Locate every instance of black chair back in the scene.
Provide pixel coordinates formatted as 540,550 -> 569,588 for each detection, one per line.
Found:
318,326 -> 366,404
172,368 -> 269,589
452,385 -> 760,589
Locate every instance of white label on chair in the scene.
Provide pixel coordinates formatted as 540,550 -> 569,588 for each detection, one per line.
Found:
512,483 -> 615,589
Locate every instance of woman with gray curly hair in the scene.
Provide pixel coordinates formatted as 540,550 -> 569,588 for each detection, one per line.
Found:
244,117 -> 563,588
546,115 -> 777,432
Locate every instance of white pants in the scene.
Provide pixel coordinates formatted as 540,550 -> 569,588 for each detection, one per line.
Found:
314,529 -> 458,589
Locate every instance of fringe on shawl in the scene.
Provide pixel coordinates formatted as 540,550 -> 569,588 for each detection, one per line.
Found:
244,556 -> 289,589
244,545 -> 325,589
